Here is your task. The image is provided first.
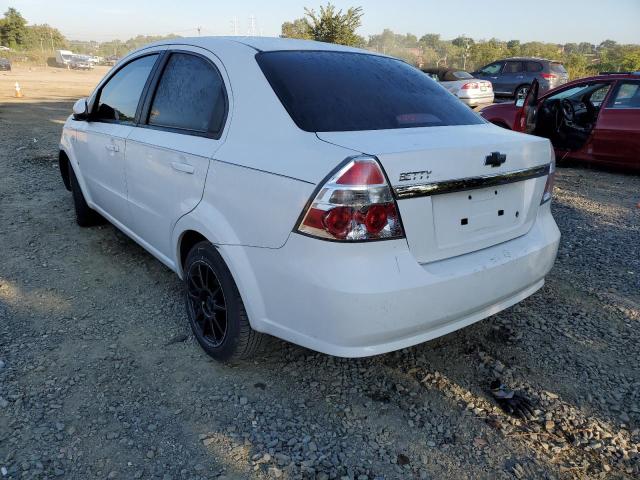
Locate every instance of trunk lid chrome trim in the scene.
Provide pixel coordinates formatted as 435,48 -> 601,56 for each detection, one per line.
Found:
394,164 -> 550,200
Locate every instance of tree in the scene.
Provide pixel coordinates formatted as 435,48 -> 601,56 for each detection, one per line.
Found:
23,24 -> 66,51
281,18 -> 312,40
303,3 -> 364,47
0,7 -> 28,48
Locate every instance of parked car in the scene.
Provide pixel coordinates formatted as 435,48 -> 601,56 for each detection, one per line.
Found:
479,73 -> 640,172
59,37 -> 560,361
473,57 -> 568,99
0,45 -> 10,51
0,58 -> 11,71
70,57 -> 93,70
422,67 -> 494,108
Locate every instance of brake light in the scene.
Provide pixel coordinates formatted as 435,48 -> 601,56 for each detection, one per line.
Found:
541,147 -> 556,204
461,82 -> 479,90
541,73 -> 557,80
297,157 -> 405,241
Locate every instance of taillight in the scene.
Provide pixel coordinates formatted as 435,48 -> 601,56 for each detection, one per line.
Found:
461,82 -> 479,90
297,156 -> 405,241
541,73 -> 557,80
541,147 -> 556,204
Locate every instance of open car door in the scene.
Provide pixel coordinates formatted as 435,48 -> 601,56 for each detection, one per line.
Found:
514,79 -> 539,133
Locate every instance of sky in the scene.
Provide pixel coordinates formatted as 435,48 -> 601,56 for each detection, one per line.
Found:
3,0 -> 639,44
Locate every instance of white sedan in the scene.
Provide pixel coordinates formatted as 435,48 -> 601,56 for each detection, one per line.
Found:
58,37 -> 560,361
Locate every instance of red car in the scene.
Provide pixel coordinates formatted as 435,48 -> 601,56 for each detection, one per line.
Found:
479,73 -> 640,171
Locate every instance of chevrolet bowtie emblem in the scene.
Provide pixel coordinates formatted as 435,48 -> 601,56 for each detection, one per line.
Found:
485,151 -> 507,167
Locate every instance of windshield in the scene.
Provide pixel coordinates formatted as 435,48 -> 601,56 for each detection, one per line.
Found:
256,51 -> 484,132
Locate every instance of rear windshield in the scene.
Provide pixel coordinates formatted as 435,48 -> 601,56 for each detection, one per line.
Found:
452,71 -> 474,79
550,62 -> 567,74
256,51 -> 484,132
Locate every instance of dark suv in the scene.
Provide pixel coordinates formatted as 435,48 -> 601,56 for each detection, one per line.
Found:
472,57 -> 568,98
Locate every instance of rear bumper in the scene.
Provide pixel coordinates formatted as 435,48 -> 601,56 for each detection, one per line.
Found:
225,204 -> 560,357
458,93 -> 494,107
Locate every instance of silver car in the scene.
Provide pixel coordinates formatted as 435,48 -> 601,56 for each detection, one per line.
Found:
423,68 -> 494,108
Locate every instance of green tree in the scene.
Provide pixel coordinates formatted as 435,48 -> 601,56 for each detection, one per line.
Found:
23,24 -> 66,51
0,7 -> 28,48
303,3 -> 364,46
281,18 -> 312,40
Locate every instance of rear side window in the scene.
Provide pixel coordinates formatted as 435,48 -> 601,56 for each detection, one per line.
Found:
526,62 -> 543,72
148,53 -> 226,134
608,82 -> 640,108
257,51 -> 483,132
96,54 -> 158,124
550,63 -> 567,74
504,61 -> 524,73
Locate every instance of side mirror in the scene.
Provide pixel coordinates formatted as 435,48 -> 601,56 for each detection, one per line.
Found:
72,98 -> 89,120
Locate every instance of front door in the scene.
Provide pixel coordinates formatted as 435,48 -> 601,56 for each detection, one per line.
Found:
124,49 -> 229,260
74,54 -> 160,225
590,80 -> 640,169
475,61 -> 506,94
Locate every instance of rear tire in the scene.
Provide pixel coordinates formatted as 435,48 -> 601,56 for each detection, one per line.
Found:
68,163 -> 102,227
184,241 -> 266,362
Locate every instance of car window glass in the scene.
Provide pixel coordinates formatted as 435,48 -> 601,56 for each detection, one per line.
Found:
504,61 -> 523,73
481,63 -> 502,75
95,54 -> 158,124
589,84 -> 611,105
550,63 -> 567,74
526,62 -> 543,72
548,84 -> 593,100
608,82 -> 640,108
257,51 -> 484,132
452,71 -> 474,79
148,53 -> 226,133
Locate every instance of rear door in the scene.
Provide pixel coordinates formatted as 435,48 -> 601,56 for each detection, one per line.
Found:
124,48 -> 229,260
74,53 -> 160,225
589,79 -> 640,169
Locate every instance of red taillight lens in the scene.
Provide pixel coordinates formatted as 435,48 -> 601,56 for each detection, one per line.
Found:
323,206 -> 353,239
461,82 -> 479,90
541,73 -> 557,80
297,157 -> 405,241
335,160 -> 385,185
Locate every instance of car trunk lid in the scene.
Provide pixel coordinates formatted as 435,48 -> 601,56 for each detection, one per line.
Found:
317,124 -> 551,263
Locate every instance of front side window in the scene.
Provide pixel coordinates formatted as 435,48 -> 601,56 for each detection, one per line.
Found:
148,53 -> 226,133
95,54 -> 158,124
480,62 -> 503,75
257,51 -> 483,132
608,82 -> 640,108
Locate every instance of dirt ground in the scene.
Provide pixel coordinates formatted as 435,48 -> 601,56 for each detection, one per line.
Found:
0,67 -> 639,480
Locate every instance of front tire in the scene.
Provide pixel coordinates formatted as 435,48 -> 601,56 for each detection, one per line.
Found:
68,163 -> 102,227
184,241 -> 266,361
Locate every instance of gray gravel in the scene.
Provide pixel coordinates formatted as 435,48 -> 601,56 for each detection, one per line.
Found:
1,96 -> 639,480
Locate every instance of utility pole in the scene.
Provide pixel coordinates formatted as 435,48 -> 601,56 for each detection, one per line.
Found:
197,26 -> 201,36
248,15 -> 256,36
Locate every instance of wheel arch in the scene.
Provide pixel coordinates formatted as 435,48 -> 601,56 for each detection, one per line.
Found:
58,150 -> 71,191
173,221 -> 269,334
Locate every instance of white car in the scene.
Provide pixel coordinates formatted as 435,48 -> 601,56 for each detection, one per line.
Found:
59,37 -> 560,361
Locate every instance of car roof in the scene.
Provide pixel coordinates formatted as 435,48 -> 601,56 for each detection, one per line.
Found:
144,36 -> 369,54
502,57 -> 562,63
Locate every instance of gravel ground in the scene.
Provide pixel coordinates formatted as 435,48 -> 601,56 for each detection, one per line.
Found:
1,68 -> 639,480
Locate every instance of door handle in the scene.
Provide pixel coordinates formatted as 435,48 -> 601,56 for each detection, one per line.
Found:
171,161 -> 195,174
105,144 -> 119,152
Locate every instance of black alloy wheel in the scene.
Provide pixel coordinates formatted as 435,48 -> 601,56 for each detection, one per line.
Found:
186,261 -> 228,347
183,241 -> 267,361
